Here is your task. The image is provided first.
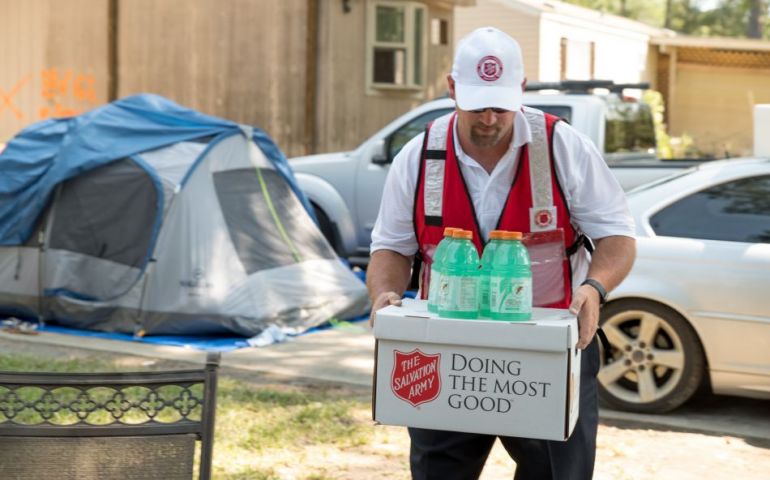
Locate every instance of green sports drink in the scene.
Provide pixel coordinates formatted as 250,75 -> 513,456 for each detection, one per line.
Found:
489,231 -> 532,321
479,230 -> 505,318
438,229 -> 480,319
427,227 -> 458,313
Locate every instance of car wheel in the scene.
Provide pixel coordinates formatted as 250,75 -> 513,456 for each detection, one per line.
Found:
312,204 -> 340,255
597,299 -> 705,413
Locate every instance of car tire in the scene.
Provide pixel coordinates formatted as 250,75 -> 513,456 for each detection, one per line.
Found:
312,204 -> 340,255
597,299 -> 706,413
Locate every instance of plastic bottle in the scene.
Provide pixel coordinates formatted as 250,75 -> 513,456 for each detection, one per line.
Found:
489,231 -> 532,321
479,230 -> 505,318
427,227 -> 458,313
438,229 -> 480,319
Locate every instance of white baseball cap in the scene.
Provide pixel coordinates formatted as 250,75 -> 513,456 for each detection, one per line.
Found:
451,27 -> 525,112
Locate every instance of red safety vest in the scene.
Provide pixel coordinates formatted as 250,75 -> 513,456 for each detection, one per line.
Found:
413,108 -> 580,308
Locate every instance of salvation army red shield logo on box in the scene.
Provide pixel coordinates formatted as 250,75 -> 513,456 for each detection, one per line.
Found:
391,349 -> 441,407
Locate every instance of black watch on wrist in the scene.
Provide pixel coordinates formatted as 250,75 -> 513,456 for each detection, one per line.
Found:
581,278 -> 607,305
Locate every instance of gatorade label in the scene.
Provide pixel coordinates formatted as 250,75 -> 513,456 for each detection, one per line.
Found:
444,274 -> 478,312
479,277 -> 490,311
490,276 -> 532,314
437,274 -> 451,309
428,269 -> 442,306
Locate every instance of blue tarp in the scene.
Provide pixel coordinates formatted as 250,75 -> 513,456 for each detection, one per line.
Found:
0,314 -> 371,352
0,278 -> 411,351
0,93 -> 313,245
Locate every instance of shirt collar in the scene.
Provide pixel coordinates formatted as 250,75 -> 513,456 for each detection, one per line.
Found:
513,108 -> 532,148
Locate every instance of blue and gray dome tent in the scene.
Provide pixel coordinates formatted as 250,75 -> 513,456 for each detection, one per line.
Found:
0,94 -> 369,336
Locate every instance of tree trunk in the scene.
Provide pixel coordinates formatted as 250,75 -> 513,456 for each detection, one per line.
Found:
747,0 -> 763,39
664,0 -> 673,29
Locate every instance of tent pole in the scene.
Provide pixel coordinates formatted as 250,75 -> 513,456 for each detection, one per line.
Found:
133,258 -> 155,337
37,185 -> 62,327
36,233 -> 44,327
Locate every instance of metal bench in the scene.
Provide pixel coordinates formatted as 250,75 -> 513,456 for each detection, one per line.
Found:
0,353 -> 220,480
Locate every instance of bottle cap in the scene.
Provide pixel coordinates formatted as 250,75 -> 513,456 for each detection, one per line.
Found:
489,230 -> 505,240
443,227 -> 458,237
501,231 -> 522,240
454,230 -> 473,240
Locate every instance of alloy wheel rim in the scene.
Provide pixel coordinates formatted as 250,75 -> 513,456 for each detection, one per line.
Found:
599,309 -> 686,405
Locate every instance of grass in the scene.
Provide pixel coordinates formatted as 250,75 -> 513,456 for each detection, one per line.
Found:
217,377 -> 370,452
0,353 -> 119,373
0,353 -> 376,479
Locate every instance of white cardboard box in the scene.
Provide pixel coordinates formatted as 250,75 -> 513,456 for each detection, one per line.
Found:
373,299 -> 581,441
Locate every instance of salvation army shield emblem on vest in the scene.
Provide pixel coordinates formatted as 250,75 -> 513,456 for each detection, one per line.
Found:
391,349 -> 441,407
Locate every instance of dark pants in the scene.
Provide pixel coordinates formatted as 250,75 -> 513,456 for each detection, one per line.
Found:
408,338 -> 600,480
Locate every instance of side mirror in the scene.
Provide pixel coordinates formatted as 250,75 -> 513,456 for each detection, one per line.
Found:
371,139 -> 390,165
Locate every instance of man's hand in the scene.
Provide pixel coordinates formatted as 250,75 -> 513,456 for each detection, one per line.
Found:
366,250 -> 413,327
570,235 -> 636,349
369,291 -> 403,327
569,284 -> 601,349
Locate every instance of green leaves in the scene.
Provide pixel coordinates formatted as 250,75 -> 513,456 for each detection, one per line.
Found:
563,0 -> 769,40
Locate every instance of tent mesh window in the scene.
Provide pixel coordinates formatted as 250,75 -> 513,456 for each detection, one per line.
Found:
49,158 -> 157,267
46,158 -> 159,298
213,168 -> 336,274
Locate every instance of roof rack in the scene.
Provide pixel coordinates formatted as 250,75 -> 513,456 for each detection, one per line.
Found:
525,80 -> 650,94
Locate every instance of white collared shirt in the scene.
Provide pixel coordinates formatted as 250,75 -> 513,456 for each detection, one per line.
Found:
370,110 -> 635,284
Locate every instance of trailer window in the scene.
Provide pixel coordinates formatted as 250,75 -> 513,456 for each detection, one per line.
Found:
605,97 -> 656,156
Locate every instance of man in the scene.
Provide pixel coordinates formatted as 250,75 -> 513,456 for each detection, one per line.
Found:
367,27 -> 636,479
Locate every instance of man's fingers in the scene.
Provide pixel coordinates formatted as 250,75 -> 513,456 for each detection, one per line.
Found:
377,292 -> 402,310
572,286 -> 600,350
577,316 -> 594,350
569,291 -> 586,315
577,306 -> 597,349
387,293 -> 403,307
577,324 -> 594,350
369,292 -> 403,327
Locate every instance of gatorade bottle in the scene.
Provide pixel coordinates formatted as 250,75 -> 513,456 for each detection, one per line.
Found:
438,229 -> 480,319
427,227 -> 457,313
479,230 -> 505,318
489,231 -> 532,321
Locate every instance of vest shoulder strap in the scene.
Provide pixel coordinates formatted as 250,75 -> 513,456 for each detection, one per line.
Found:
421,113 -> 454,226
523,107 -> 558,232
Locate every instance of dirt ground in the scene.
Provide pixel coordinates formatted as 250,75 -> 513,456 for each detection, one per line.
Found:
355,419 -> 770,480
2,336 -> 769,480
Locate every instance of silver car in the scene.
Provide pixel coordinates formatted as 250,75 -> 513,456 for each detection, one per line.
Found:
599,158 -> 770,413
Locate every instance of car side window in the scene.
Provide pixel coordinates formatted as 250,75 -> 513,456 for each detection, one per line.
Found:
387,108 -> 454,161
650,175 -> 770,243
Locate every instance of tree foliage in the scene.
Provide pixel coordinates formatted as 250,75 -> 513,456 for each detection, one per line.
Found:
562,0 -> 769,39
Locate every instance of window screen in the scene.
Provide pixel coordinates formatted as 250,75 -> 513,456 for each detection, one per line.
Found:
650,175 -> 770,244
369,2 -> 426,88
604,98 -> 656,155
213,168 -> 336,274
49,158 -> 158,267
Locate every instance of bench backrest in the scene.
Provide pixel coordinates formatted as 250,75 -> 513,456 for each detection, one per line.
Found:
0,353 -> 220,480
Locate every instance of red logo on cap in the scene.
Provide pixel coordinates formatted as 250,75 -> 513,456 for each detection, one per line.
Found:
535,209 -> 553,227
391,349 -> 441,407
477,56 -> 503,81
